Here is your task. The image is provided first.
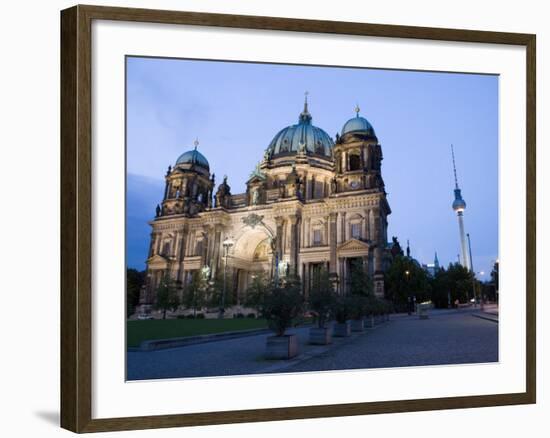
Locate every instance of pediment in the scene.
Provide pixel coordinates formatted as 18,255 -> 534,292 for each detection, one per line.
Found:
247,175 -> 266,184
337,238 -> 370,253
147,254 -> 169,267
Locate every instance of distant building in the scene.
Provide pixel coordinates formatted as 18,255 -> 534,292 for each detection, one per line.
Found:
139,98 -> 392,311
423,252 -> 441,277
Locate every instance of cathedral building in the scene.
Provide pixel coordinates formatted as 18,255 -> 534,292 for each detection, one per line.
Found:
141,97 -> 392,310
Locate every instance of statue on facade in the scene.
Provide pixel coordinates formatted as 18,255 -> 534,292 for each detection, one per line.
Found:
252,188 -> 260,205
155,204 -> 161,217
331,177 -> 337,194
390,236 -> 404,257
215,175 -> 232,209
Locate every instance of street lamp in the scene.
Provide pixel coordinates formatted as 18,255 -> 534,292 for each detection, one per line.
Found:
221,237 -> 234,318
405,270 -> 411,315
477,270 -> 485,310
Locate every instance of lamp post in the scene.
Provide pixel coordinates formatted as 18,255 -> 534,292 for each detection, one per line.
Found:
221,237 -> 234,318
466,233 -> 477,307
478,270 -> 485,311
405,270 -> 411,315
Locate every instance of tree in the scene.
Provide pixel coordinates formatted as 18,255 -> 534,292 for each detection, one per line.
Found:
430,267 -> 451,308
183,270 -> 208,316
207,270 -> 236,310
490,260 -> 499,301
384,255 -> 429,311
255,276 -> 304,336
445,263 -> 474,304
308,267 -> 337,328
153,272 -> 180,319
429,263 -> 474,308
348,259 -> 373,297
126,268 -> 145,317
244,271 -> 270,308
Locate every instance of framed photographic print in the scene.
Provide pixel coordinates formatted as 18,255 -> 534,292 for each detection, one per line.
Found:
60,4 -> 536,433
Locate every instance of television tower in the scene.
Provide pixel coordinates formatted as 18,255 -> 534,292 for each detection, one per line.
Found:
451,144 -> 470,270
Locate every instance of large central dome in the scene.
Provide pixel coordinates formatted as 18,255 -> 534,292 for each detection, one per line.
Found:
266,99 -> 334,159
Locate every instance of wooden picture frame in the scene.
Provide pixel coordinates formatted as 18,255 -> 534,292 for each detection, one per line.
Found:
60,4 -> 536,433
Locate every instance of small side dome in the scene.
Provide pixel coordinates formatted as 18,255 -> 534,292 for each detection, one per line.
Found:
175,140 -> 209,170
341,106 -> 376,138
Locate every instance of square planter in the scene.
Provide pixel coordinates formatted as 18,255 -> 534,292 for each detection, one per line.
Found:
351,319 -> 365,332
418,307 -> 429,319
333,321 -> 351,337
309,327 -> 332,345
265,334 -> 299,359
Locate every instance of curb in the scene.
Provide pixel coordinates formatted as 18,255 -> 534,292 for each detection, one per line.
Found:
133,327 -> 273,352
471,313 -> 499,323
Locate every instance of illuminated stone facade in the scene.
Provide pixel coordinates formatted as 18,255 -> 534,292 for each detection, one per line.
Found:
141,101 -> 391,311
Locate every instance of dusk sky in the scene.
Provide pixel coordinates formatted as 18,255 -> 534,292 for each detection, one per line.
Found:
126,56 -> 498,280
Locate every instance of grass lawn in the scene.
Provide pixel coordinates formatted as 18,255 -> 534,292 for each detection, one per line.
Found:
127,318 -> 268,348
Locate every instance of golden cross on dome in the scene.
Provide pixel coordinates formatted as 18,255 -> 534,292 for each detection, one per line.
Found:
355,104 -> 361,116
193,138 -> 199,149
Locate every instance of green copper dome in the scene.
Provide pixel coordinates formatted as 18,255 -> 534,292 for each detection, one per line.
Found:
266,98 -> 334,159
341,106 -> 376,138
175,144 -> 209,170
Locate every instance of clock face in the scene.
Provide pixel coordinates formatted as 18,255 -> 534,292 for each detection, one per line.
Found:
350,180 -> 360,189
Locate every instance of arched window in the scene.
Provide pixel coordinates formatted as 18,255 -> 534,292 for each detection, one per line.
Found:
349,154 -> 361,171
351,223 -> 361,239
312,229 -> 322,246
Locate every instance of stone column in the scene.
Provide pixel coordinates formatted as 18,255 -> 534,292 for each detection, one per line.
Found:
341,211 -> 347,242
329,212 -> 338,275
171,232 -> 179,258
155,232 -> 163,255
365,209 -> 371,240
148,232 -> 157,257
211,226 -> 222,277
200,230 -> 208,267
275,217 -> 284,279
372,207 -> 384,297
289,215 -> 299,276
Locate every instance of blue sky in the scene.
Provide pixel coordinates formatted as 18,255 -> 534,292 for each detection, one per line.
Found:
126,56 -> 498,280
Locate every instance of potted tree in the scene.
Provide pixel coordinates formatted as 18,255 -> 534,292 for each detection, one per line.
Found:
333,295 -> 352,337
347,259 -> 374,332
364,296 -> 378,328
258,276 -> 304,359
349,295 -> 368,332
308,268 -> 337,345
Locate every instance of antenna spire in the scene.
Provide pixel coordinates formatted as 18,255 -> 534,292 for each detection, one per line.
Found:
451,143 -> 459,189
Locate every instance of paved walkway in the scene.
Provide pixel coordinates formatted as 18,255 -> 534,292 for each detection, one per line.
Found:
127,308 -> 498,381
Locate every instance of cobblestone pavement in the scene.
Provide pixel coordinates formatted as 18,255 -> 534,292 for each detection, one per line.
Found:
127,309 -> 498,381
